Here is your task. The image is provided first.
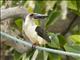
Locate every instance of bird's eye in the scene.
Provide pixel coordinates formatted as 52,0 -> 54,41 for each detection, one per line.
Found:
30,14 -> 34,17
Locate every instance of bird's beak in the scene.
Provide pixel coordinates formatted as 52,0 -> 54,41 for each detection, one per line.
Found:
33,13 -> 47,19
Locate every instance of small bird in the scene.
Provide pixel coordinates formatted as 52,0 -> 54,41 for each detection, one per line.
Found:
23,13 -> 50,45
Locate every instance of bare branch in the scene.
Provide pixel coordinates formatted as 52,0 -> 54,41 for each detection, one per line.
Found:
1,7 -> 28,20
1,31 -> 31,53
1,32 -> 80,57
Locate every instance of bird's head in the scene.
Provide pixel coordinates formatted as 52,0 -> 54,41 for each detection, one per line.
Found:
29,13 -> 47,19
23,13 -> 47,26
24,13 -> 47,21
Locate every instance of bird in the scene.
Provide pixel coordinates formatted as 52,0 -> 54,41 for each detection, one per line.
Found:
22,13 -> 51,45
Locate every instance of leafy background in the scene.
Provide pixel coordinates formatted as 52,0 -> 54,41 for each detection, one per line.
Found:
0,0 -> 80,60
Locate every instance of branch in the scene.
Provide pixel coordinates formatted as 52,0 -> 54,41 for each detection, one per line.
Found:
62,14 -> 78,35
0,32 -> 80,57
0,31 -> 31,53
1,7 -> 28,20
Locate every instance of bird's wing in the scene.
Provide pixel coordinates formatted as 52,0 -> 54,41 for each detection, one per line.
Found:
35,26 -> 51,42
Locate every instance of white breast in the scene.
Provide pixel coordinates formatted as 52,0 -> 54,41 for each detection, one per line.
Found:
23,16 -> 47,45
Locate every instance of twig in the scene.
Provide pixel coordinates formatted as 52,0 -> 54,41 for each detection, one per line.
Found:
0,32 -> 80,57
63,14 -> 78,35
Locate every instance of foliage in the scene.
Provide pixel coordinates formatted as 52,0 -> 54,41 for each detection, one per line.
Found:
68,0 -> 80,16
68,35 -> 80,43
1,0 -> 80,60
46,11 -> 60,29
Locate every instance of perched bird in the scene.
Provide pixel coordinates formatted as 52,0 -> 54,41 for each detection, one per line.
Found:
23,13 -> 50,45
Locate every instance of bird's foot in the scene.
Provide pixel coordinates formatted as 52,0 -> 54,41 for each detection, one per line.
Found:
32,43 -> 37,49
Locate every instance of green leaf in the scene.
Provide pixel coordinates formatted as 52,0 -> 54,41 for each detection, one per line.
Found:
64,43 -> 80,53
27,7 -> 34,13
71,25 -> 80,34
43,51 -> 48,60
68,35 -> 80,43
0,0 -> 3,7
64,43 -> 80,60
68,0 -> 77,11
46,11 -> 60,28
13,51 -> 21,60
31,49 -> 39,60
76,0 -> 80,12
34,19 -> 40,26
48,53 -> 62,60
34,1 -> 46,14
48,33 -> 60,49
68,0 -> 80,16
15,19 -> 22,31
36,51 -> 44,60
58,35 -> 67,48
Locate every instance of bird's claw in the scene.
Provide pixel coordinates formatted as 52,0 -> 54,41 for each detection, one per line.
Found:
32,43 -> 37,49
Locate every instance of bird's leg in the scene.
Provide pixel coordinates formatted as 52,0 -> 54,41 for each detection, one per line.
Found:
32,43 -> 39,49
32,43 -> 36,49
